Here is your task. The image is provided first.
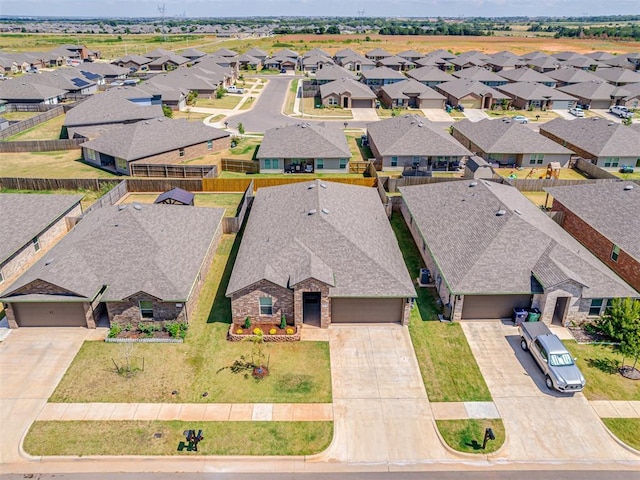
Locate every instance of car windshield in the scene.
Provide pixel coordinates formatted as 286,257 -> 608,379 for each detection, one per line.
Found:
550,353 -> 574,366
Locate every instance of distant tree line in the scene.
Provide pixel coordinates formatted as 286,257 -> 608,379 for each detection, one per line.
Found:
528,22 -> 640,40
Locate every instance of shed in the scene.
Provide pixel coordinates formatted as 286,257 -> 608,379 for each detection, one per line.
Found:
154,187 -> 195,206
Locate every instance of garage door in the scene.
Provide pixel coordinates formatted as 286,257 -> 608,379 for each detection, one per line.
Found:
331,298 -> 404,323
460,98 -> 481,109
420,99 -> 445,109
590,100 -> 611,110
552,100 -> 573,110
461,294 -> 532,320
13,302 -> 87,327
351,99 -> 373,108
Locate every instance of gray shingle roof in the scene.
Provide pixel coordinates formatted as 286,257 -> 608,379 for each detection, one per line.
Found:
496,82 -> 577,101
452,66 -> 507,83
0,81 -> 67,102
227,180 -> 415,298
115,54 -> 152,65
546,67 -> 603,84
557,81 -> 619,100
540,118 -> 640,157
497,67 -> 556,84
75,62 -> 128,77
400,181 -> 637,298
453,119 -> 573,155
80,118 -> 229,162
2,204 -> 225,302
257,122 -> 351,159
545,182 -> 640,260
406,66 -> 454,83
245,48 -> 268,59
0,194 -> 82,266
367,115 -> 472,157
594,67 -> 640,84
360,67 -> 406,81
179,48 -> 207,58
365,48 -> 392,58
380,79 -> 445,100
314,64 -> 357,82
148,54 -> 190,67
435,79 -> 509,100
319,78 -> 376,99
377,56 -> 416,68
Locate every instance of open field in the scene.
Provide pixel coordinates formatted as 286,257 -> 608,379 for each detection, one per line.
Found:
494,166 -> 588,180
6,115 -> 65,141
119,192 -> 243,217
0,151 -> 118,178
436,419 -> 505,454
24,420 -> 333,456
49,233 -> 332,404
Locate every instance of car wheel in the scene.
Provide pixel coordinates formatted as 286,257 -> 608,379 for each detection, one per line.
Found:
520,338 -> 528,351
545,375 -> 553,390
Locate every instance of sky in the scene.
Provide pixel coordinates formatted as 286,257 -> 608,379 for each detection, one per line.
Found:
1,0 -> 639,19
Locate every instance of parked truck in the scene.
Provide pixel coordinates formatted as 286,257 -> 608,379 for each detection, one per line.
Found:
519,322 -> 586,393
609,105 -> 633,119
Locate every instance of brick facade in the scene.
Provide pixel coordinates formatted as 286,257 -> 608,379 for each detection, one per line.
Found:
293,278 -> 331,328
107,293 -> 186,326
230,280 -> 295,326
552,199 -> 640,292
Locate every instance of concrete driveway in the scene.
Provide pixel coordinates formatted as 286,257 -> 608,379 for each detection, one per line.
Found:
320,325 -> 452,464
422,109 -> 454,122
463,109 -> 490,122
0,327 -> 104,464
461,321 -> 638,462
351,108 -> 379,122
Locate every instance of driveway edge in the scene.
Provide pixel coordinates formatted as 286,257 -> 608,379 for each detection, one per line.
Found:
598,418 -> 640,457
430,415 -> 509,461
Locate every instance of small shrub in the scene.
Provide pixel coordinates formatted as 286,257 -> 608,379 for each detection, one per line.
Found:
108,324 -> 122,338
280,314 -> 287,329
253,327 -> 263,335
236,328 -> 243,334
244,316 -> 251,329
286,327 -> 295,335
269,328 -> 277,335
138,323 -> 160,337
165,322 -> 188,339
123,323 -> 133,332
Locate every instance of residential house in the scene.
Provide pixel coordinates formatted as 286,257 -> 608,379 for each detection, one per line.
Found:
449,51 -> 490,70
359,66 -> 406,89
147,53 -> 190,72
144,48 -> 175,59
426,49 -> 456,61
271,48 -> 299,59
539,117 -> 640,170
452,66 -> 509,87
399,180 -> 638,323
0,194 -> 82,287
484,54 -> 523,72
0,81 -> 67,104
264,55 -> 297,71
406,66 -> 453,87
560,56 -> 604,71
237,54 -> 261,70
376,55 -> 416,72
496,82 -> 578,110
113,54 -> 153,73
80,117 -> 229,175
257,122 -> 351,173
414,55 -> 451,71
333,48 -> 360,64
617,82 -> 640,109
338,52 -> 375,72
226,180 -> 416,328
245,48 -> 268,62
546,67 -> 603,87
602,55 -> 637,70
76,63 -> 128,83
301,54 -> 335,73
0,203 -> 225,328
180,48 -> 207,61
319,78 -> 377,108
497,67 -> 557,87
435,79 -> 509,109
378,79 -> 446,109
313,64 -> 357,85
520,51 -> 551,62
366,114 -> 471,171
594,67 -> 640,86
586,52 -> 616,62
365,48 -> 392,61
545,182 -> 640,292
557,81 -> 623,109
397,50 -> 424,62
528,56 -> 561,73
211,48 -> 238,58
452,118 -> 573,167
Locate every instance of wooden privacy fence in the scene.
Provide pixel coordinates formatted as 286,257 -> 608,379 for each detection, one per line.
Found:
130,163 -> 217,178
0,106 -> 64,140
222,180 -> 255,233
220,158 -> 258,174
202,176 -> 376,192
503,177 -> 620,192
4,103 -> 61,113
126,178 -> 204,192
0,139 -> 83,152
574,157 -> 620,180
84,180 -> 129,214
386,175 -> 463,192
0,177 -> 120,191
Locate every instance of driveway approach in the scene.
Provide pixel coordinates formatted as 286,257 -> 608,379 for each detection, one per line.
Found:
461,321 -> 639,463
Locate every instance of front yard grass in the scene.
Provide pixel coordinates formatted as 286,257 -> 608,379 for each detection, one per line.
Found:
495,166 -> 587,180
602,419 -> 640,451
24,420 -> 333,456
390,214 -> 492,402
195,95 -> 243,110
563,341 -> 640,401
0,151 -> 118,179
49,233 -> 332,404
300,98 -> 353,118
119,193 -> 243,217
485,109 -> 558,122
436,419 -> 505,454
5,114 -> 65,140
171,110 -> 210,121
377,108 -> 424,118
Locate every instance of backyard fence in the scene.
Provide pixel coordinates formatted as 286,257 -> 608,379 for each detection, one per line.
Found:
574,157 -> 621,180
129,163 -> 217,178
220,158 -> 259,174
0,139 -> 82,152
4,103 -> 61,113
126,178 -> 204,192
386,175 -> 463,193
0,177 -> 120,191
84,180 -> 129,215
0,106 -> 64,140
503,177 -> 619,192
222,180 -> 254,233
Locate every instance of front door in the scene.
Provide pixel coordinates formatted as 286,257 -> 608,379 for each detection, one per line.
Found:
303,292 -> 321,327
552,297 -> 570,326
343,96 -> 349,108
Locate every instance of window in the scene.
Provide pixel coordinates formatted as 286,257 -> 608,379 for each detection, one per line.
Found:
589,298 -> 603,316
207,140 -> 213,150
139,300 -> 154,319
272,159 -> 279,169
264,159 -> 271,169
328,97 -> 338,106
339,158 -> 347,169
316,158 -> 324,170
259,297 -> 273,315
0,269 -> 4,284
32,237 -> 40,252
179,148 -> 185,157
391,156 -> 398,167
531,154 -> 544,165
611,245 -> 620,262
604,157 -> 619,168
116,158 -> 127,172
530,157 -> 537,165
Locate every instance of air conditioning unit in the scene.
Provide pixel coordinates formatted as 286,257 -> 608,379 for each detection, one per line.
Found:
418,268 -> 431,286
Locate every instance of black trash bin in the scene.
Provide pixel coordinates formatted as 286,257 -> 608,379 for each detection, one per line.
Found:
513,308 -> 527,326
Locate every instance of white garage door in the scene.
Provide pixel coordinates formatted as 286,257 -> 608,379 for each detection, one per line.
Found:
331,298 -> 404,323
351,99 -> 373,108
13,302 -> 87,327
461,294 -> 532,320
553,100 -> 574,110
420,99 -> 445,109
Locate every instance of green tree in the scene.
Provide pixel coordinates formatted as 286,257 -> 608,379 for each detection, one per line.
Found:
162,105 -> 173,118
215,85 -> 226,99
237,122 -> 245,135
598,298 -> 640,372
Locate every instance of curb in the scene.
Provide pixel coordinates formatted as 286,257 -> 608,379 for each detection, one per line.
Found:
431,416 -> 509,461
599,418 -> 640,457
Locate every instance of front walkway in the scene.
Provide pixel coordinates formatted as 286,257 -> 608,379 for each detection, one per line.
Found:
463,109 -> 491,122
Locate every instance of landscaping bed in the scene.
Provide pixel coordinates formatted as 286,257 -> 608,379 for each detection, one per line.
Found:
228,324 -> 300,342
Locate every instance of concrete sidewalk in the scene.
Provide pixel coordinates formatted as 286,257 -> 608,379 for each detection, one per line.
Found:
431,402 -> 501,420
590,401 -> 640,418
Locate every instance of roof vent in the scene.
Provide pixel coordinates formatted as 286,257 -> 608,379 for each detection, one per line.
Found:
608,123 -> 614,126
45,258 -> 55,266
496,209 -> 507,216
118,204 -> 128,211
308,209 -> 317,215
320,183 -> 327,189
133,203 -> 142,210
322,208 -> 329,214
417,122 -> 424,127
514,209 -> 522,215
307,183 -> 316,189
469,181 -> 478,187
623,185 -> 634,191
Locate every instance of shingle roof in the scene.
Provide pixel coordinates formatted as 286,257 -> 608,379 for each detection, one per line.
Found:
314,64 -> 357,82
154,187 -> 195,206
540,118 -> 640,157
435,79 -> 509,100
180,48 -> 207,58
115,54 -> 152,65
377,55 -> 415,67
148,54 -> 190,67
452,66 -> 507,83
545,182 -> 640,260
365,48 -> 392,58
367,115 -> 472,157
380,79 -> 445,100
0,194 -> 82,266
80,118 -> 229,162
257,122 -> 351,159
453,119 -> 573,155
334,48 -> 360,58
339,52 -> 375,67
1,204 -> 225,302
74,62 -> 128,77
211,48 -> 238,57
546,67 -> 602,84
360,66 -> 406,81
397,49 -> 424,59
245,47 -> 268,59
557,81 -> 619,101
496,82 -> 577,101
406,66 -> 454,83
320,78 -> 376,99
272,48 -> 298,58
226,180 -> 415,298
399,181 -> 637,298
497,67 -> 556,84
0,81 -> 67,102
594,67 -> 640,84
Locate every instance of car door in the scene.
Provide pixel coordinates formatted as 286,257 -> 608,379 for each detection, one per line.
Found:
532,339 -> 548,372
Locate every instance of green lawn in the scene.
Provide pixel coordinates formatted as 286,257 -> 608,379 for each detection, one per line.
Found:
172,110 -> 210,122
602,419 -> 640,451
390,215 -> 492,402
50,233 -> 332,404
611,171 -> 640,180
284,79 -> 299,115
0,185 -> 116,210
24,421 -> 333,456
563,341 -> 640,401
1,111 -> 40,121
195,95 -> 243,110
6,114 -> 65,141
179,137 -> 261,165
436,419 -> 505,454
346,134 -> 374,162
301,98 -> 353,118
0,151 -> 118,179
239,96 -> 256,110
120,193 -> 243,217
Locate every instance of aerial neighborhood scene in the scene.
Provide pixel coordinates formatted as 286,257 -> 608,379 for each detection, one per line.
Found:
1,1 -> 640,477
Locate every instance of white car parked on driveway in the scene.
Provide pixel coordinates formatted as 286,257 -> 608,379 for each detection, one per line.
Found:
569,107 -> 585,117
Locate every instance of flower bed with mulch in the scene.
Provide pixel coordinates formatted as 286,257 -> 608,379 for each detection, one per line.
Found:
227,324 -> 300,342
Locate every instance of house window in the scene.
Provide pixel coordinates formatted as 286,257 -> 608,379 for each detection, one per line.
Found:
272,159 -> 279,169
604,157 -> 619,168
179,148 -> 185,157
32,237 -> 40,252
611,245 -> 620,262
207,140 -> 213,150
391,156 -> 398,167
259,297 -> 273,315
339,158 -> 347,169
589,298 -> 603,316
316,158 -> 324,170
139,300 -> 154,319
264,159 -> 271,169
530,157 -> 537,165
532,154 -> 544,165
328,97 -> 338,106
116,158 -> 127,172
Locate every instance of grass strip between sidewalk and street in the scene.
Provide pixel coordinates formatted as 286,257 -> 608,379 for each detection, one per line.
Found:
24,420 -> 333,456
601,418 -> 640,451
436,419 -> 505,454
391,214 -> 492,402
